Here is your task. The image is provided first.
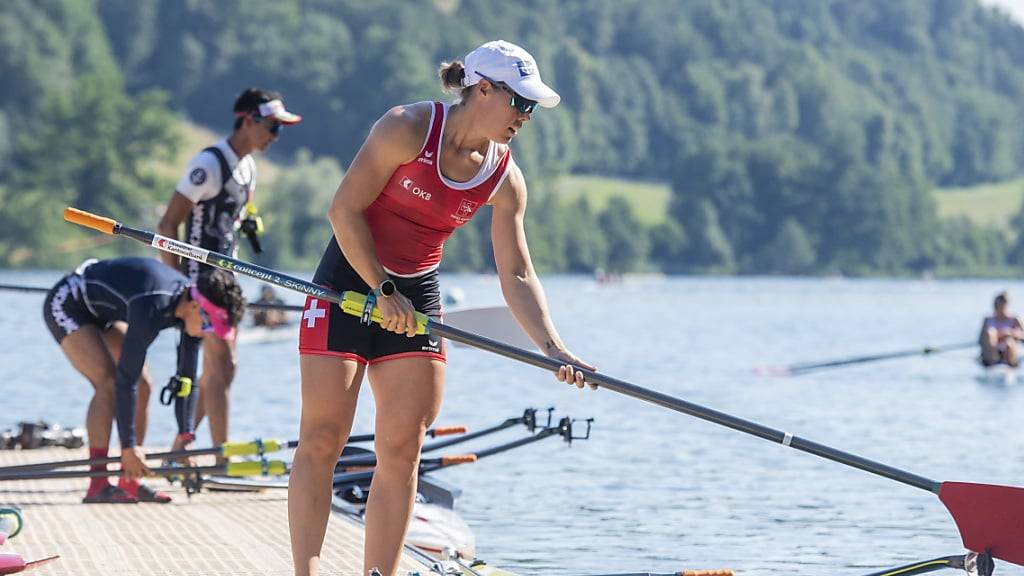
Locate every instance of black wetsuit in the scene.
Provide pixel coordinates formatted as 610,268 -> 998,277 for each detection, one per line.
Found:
43,257 -> 199,448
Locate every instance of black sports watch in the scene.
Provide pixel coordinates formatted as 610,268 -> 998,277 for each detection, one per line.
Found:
374,279 -> 397,298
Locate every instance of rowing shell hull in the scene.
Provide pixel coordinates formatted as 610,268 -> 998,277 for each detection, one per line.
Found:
977,364 -> 1021,386
203,475 -> 475,559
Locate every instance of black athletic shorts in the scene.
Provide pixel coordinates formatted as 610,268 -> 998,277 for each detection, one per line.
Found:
43,273 -> 106,344
299,255 -> 444,365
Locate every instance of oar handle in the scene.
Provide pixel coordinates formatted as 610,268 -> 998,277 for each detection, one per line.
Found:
428,425 -> 467,438
339,291 -> 429,335
439,454 -> 477,465
63,208 -> 118,235
221,438 -> 292,457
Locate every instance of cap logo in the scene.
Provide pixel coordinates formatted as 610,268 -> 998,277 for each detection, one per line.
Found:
515,60 -> 535,77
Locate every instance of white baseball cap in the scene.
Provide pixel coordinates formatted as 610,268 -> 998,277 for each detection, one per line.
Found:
462,40 -> 560,109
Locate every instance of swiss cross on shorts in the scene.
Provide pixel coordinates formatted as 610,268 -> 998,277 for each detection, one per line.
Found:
299,296 -> 328,350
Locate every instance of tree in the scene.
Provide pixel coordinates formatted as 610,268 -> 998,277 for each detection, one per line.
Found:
598,197 -> 648,273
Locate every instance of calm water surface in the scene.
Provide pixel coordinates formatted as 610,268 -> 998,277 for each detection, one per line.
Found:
1,270 -> 1022,575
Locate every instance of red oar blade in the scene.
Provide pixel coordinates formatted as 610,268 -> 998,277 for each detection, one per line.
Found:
940,481 -> 1024,565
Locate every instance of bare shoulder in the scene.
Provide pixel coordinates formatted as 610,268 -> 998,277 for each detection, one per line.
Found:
490,156 -> 527,210
370,101 -> 435,160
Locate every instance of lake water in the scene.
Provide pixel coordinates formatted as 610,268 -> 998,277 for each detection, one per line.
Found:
2,269 -> 1023,575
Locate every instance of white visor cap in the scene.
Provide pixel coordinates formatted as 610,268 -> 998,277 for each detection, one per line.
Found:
462,40 -> 560,109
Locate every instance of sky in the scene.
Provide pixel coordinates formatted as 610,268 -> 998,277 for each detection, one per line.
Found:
980,0 -> 1024,26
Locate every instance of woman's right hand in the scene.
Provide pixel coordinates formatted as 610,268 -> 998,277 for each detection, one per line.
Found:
376,291 -> 419,337
120,446 -> 150,480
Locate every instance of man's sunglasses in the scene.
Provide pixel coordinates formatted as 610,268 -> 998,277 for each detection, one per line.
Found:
477,73 -> 538,114
252,116 -> 282,135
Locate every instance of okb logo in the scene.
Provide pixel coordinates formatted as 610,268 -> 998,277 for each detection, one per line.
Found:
400,177 -> 431,200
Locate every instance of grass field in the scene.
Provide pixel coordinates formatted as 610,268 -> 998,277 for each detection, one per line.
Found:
933,176 -> 1024,231
547,174 -> 671,226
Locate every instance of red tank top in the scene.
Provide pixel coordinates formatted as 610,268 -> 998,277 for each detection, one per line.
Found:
365,102 -> 511,276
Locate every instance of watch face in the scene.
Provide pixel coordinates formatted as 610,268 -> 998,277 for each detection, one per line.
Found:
380,280 -> 396,296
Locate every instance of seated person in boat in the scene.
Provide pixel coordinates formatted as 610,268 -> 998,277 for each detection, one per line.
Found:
43,257 -> 244,503
979,291 -> 1023,367
252,285 -> 289,327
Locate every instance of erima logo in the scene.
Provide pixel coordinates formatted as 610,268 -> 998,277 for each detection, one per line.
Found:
400,177 -> 431,200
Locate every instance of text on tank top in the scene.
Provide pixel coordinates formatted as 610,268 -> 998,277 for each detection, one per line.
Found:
364,102 -> 511,276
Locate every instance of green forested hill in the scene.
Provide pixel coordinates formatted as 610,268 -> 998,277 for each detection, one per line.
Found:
3,0 -> 1024,275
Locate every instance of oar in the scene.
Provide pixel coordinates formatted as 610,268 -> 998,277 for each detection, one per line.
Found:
0,426 -> 468,475
0,282 -> 530,347
0,460 -> 287,482
755,341 -> 977,376
333,416 -> 587,487
0,553 -> 59,575
63,207 -> 1024,567
443,305 -> 534,350
861,551 -> 992,576
0,284 -> 49,294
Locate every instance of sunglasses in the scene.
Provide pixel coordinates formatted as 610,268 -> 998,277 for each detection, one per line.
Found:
477,73 -> 538,114
252,116 -> 282,135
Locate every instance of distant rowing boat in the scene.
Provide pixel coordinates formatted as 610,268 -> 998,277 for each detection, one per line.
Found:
977,363 -> 1021,386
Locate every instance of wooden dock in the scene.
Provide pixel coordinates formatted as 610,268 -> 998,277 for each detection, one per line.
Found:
0,447 -> 434,575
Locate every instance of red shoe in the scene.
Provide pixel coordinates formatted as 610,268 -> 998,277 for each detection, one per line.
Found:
135,484 -> 172,504
82,485 -> 137,504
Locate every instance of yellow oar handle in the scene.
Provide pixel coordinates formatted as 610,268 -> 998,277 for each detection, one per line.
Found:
340,291 -> 429,335
64,208 -> 117,235
440,454 -> 477,466
221,439 -> 284,457
224,460 -> 287,477
682,571 -> 735,576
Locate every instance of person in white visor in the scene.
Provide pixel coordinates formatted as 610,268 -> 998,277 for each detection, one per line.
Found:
157,87 -> 300,461
288,40 -> 593,576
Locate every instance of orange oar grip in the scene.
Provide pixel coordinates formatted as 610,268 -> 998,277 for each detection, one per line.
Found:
681,570 -> 735,576
440,454 -> 477,465
431,425 -> 468,437
64,207 -> 117,235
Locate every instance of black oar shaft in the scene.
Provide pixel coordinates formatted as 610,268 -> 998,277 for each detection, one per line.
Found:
0,446 -> 223,474
0,283 -> 49,293
419,417 -> 523,452
0,283 -> 302,311
788,342 -> 976,374
430,322 -> 940,493
860,555 -> 964,576
88,215 -> 942,495
0,464 -> 224,481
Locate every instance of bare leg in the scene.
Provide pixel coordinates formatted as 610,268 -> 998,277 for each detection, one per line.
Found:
194,335 -> 236,459
60,326 -> 118,451
101,322 -> 153,445
289,355 -> 364,576
1006,339 -> 1019,367
364,358 -> 445,576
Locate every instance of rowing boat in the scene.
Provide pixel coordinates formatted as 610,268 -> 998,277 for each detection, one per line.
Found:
976,363 -> 1021,386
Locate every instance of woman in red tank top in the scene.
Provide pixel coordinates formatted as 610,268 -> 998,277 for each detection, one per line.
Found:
289,41 -> 595,576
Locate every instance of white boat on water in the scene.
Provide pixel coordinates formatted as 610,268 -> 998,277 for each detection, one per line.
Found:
977,363 -> 1021,386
